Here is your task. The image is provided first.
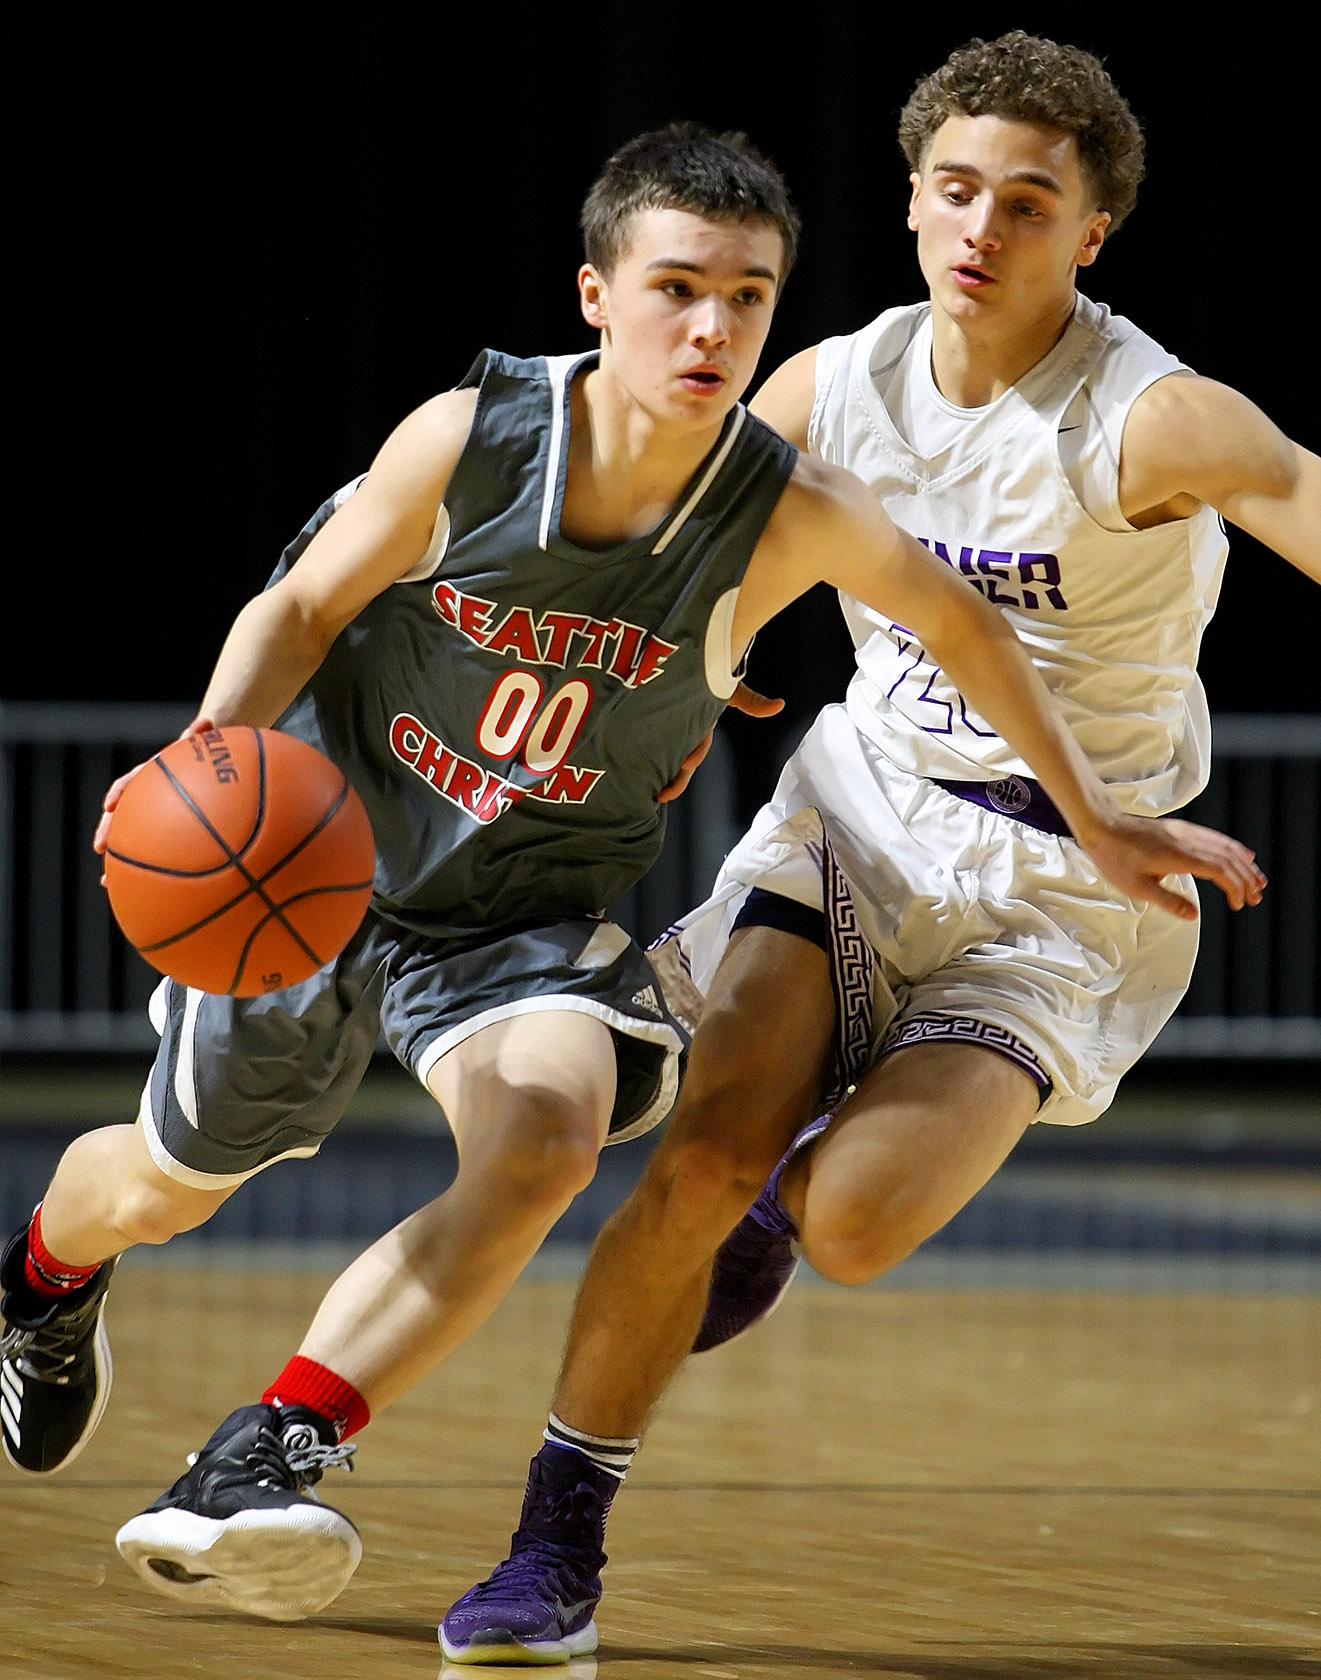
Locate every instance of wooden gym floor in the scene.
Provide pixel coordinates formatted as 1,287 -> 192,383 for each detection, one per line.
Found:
2,1252 -> 1318,1680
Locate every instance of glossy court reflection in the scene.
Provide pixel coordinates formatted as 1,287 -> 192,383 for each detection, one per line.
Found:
2,1255 -> 1317,1679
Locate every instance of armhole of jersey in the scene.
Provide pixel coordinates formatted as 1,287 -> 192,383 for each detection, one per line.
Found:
808,335 -> 850,458
394,368 -> 492,585
1058,384 -> 1126,533
704,586 -> 743,699
331,473 -> 368,511
1086,363 -> 1192,535
323,469 -> 448,586
394,504 -> 452,583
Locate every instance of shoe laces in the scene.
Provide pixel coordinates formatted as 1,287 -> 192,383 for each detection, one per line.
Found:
282,1433 -> 356,1480
0,1312 -> 92,1384
466,1535 -> 601,1607
188,1423 -> 356,1492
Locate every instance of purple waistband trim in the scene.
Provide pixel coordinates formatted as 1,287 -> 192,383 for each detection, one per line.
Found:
933,776 -> 1073,839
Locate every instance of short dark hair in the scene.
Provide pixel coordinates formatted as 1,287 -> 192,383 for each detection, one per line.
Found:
580,121 -> 801,281
898,31 -> 1145,232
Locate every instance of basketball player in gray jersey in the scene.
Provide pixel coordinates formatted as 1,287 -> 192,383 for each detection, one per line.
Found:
1,119 -> 1261,1631
441,37 -> 1315,1667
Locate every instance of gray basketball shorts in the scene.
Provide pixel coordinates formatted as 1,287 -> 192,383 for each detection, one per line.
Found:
137,909 -> 687,1188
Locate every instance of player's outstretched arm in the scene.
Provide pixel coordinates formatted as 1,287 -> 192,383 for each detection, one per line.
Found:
1119,374 -> 1321,582
739,459 -> 1265,919
196,388 -> 479,731
93,388 -> 478,861
748,346 -> 819,449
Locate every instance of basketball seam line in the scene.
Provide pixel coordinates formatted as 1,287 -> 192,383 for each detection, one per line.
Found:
121,735 -> 369,986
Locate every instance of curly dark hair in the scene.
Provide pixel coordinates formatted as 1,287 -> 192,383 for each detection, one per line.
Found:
898,31 -> 1145,232
580,121 -> 801,281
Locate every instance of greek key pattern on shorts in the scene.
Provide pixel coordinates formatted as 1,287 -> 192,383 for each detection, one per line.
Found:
881,1013 -> 1053,1097
822,837 -> 874,1105
648,918 -> 688,961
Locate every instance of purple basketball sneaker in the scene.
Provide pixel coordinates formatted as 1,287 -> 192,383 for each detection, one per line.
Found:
440,1443 -> 618,1665
693,1111 -> 834,1353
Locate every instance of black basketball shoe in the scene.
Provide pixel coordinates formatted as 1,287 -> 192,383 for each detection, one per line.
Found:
116,1402 -> 361,1620
1,1228 -> 115,1474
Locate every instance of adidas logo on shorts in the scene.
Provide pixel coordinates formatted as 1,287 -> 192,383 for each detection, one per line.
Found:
630,987 -> 662,1018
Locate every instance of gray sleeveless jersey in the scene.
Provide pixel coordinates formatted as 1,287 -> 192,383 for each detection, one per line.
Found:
272,348 -> 797,936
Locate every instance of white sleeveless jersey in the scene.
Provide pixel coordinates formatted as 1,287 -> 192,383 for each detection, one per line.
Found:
810,294 -> 1228,814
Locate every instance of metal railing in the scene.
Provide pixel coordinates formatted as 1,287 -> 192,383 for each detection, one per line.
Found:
1147,714 -> 1320,1058
1,701 -> 1317,1056
0,701 -> 741,1052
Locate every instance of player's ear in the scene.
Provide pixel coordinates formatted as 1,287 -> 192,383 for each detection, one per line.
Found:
906,171 -> 922,232
1077,211 -> 1111,268
579,264 -> 609,330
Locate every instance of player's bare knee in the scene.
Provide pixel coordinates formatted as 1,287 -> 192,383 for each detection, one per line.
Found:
475,1101 -> 603,1208
647,1125 -> 784,1228
801,1225 -> 918,1287
528,1125 -> 600,1203
799,1186 -> 933,1286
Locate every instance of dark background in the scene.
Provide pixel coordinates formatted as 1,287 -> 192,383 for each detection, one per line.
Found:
12,10 -> 1316,823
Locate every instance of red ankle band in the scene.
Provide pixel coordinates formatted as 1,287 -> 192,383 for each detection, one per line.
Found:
24,1205 -> 102,1298
262,1357 -> 370,1441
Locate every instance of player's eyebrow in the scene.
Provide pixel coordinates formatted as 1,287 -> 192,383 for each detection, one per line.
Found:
644,257 -> 779,282
930,160 -> 1064,196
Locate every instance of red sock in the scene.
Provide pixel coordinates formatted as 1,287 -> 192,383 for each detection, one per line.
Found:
23,1205 -> 103,1299
262,1356 -> 371,1441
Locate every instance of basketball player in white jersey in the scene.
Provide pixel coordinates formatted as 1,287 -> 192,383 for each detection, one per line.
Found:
441,32 -> 1318,1665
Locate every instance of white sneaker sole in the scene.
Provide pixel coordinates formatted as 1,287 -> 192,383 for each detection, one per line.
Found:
1,1310 -> 113,1476
439,1619 -> 599,1666
115,1503 -> 362,1621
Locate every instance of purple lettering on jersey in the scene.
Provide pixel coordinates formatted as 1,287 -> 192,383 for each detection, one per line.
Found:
916,538 -> 1068,612
914,665 -> 953,734
1016,552 -> 1067,610
958,695 -> 999,738
976,551 -> 1017,605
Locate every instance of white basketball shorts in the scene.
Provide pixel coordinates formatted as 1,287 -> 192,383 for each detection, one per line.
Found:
653,705 -> 1200,1127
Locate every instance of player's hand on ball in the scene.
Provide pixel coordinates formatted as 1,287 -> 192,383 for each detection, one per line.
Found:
100,725 -> 374,995
1082,813 -> 1267,919
94,717 -> 215,868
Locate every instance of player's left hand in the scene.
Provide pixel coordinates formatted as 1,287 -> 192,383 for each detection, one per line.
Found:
1082,814 -> 1267,919
93,715 -> 216,877
658,683 -> 784,805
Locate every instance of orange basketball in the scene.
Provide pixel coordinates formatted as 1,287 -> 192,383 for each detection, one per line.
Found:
104,726 -> 375,996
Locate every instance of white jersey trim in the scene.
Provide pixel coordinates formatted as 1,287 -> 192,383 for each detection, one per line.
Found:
652,407 -> 747,554
538,352 -> 597,552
